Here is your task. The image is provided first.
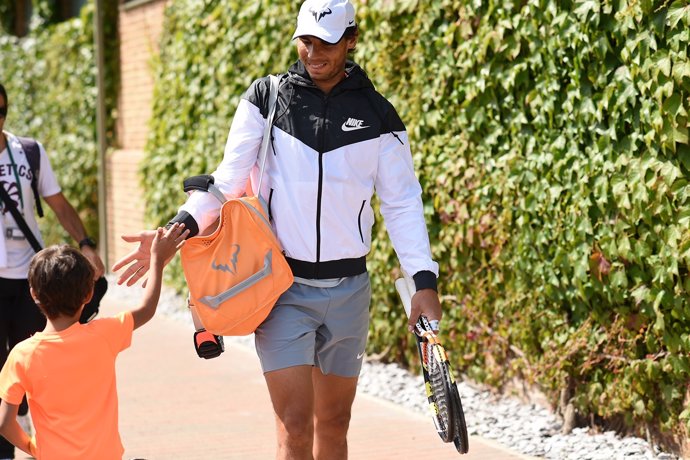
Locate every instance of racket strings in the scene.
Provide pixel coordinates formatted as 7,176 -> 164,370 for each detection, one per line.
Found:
426,342 -> 454,441
415,316 -> 470,454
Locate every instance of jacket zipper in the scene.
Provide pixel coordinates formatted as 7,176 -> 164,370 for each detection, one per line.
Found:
315,95 -> 329,274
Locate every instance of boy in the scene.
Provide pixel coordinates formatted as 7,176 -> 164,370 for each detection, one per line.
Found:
0,223 -> 187,459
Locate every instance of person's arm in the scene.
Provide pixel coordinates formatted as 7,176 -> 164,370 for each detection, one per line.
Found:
0,401 -> 36,457
129,223 -> 188,329
373,103 -> 442,330
43,192 -> 105,279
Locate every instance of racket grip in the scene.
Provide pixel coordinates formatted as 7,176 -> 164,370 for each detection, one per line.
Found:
395,271 -> 417,319
395,278 -> 412,318
397,272 -> 441,334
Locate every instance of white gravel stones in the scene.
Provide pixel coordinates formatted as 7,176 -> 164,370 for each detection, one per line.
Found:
106,276 -> 680,460
357,360 -> 679,459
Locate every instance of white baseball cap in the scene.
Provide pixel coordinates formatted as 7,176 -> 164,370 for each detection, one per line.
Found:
292,0 -> 356,45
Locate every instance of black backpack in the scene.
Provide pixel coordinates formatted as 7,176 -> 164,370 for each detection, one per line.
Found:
16,137 -> 44,218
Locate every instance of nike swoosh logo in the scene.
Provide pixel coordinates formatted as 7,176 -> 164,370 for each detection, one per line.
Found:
357,352 -> 365,359
342,123 -> 370,132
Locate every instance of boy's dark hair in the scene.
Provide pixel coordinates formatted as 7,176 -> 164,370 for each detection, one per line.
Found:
28,245 -> 95,320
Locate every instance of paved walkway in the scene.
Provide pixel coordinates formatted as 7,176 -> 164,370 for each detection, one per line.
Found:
19,295 -> 536,460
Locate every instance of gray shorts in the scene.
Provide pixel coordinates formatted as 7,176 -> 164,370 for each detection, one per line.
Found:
254,273 -> 370,377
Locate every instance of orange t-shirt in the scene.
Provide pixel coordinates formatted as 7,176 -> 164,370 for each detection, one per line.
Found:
0,311 -> 134,460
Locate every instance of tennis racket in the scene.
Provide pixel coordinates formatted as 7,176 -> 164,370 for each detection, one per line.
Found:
395,274 -> 469,454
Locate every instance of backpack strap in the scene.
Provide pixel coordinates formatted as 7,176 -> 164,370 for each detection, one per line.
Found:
256,74 -> 280,194
15,136 -> 44,218
183,174 -> 226,204
182,75 -> 280,206
0,184 -> 42,252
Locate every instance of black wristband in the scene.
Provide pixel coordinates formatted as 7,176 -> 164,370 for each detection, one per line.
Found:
78,237 -> 97,249
166,211 -> 199,238
413,270 -> 437,292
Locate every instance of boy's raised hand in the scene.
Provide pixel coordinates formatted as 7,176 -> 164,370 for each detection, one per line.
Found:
151,223 -> 189,267
130,223 -> 188,330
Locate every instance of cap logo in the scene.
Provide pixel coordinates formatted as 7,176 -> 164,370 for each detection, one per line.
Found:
309,7 -> 332,22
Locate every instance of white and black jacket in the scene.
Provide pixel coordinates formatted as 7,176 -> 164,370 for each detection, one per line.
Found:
176,60 -> 439,289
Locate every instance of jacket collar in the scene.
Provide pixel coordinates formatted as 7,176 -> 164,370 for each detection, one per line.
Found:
287,60 -> 375,95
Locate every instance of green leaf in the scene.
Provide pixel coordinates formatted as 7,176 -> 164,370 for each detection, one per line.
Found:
663,94 -> 682,118
617,235 -> 632,259
667,1 -> 690,30
656,53 -> 672,78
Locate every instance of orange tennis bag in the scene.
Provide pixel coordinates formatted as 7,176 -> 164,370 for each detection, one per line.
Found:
180,74 -> 293,336
180,176 -> 293,336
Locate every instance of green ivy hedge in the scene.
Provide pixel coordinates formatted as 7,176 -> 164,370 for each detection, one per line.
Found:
0,1 -> 117,246
144,0 -> 690,452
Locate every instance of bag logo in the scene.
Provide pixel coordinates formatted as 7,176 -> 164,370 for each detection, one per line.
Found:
341,117 -> 370,132
211,244 -> 240,274
310,7 -> 332,22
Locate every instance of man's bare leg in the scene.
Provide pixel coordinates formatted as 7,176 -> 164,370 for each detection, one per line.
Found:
312,368 -> 358,460
265,365 -> 315,460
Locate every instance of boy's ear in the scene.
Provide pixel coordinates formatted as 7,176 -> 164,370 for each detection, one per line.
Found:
29,287 -> 39,304
83,287 -> 94,306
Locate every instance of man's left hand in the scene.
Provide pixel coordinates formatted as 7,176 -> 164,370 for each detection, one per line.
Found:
408,288 -> 442,333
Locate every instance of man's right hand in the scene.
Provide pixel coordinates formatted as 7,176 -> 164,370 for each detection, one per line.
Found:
111,230 -> 157,286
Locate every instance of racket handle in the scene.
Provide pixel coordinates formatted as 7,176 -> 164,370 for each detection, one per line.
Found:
397,270 -> 439,333
395,271 -> 416,318
396,272 -> 430,336
394,277 -> 413,318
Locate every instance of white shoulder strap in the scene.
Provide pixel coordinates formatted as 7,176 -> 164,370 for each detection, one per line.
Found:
256,75 -> 280,194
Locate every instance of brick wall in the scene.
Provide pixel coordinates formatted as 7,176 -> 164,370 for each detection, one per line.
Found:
107,0 -> 168,269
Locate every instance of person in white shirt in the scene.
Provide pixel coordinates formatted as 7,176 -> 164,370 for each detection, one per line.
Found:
0,82 -> 105,460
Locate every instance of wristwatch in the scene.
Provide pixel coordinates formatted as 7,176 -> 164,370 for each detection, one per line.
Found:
78,237 -> 97,249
